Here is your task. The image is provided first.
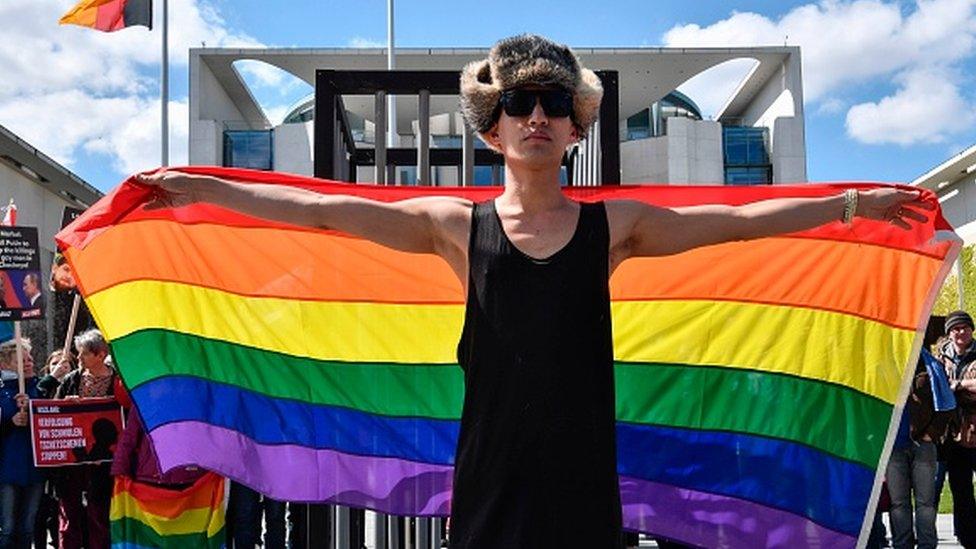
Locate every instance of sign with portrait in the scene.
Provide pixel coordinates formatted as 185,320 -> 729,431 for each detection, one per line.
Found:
0,226 -> 44,320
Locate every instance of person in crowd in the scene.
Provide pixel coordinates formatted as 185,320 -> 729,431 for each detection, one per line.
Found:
40,329 -> 117,549
933,335 -> 952,512
886,350 -> 956,549
111,408 -> 204,486
0,338 -> 46,548
32,352 -> 67,549
940,310 -> 976,547
866,495 -> 890,549
225,482 -> 287,548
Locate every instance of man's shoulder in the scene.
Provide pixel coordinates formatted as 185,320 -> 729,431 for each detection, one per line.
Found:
426,197 -> 474,235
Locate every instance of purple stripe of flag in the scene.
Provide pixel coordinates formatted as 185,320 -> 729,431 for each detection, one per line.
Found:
619,476 -> 856,548
150,421 -> 454,514
151,421 -> 857,547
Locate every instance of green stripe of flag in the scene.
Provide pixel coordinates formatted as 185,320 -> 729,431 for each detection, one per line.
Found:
113,329 -> 889,466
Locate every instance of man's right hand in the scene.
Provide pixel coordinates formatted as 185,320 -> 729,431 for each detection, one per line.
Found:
135,171 -> 210,211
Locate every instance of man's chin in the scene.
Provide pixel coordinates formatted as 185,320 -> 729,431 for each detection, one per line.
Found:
511,148 -> 563,164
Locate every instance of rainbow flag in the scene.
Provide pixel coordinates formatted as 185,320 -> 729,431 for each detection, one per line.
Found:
58,167 -> 959,548
110,472 -> 225,548
60,0 -> 151,32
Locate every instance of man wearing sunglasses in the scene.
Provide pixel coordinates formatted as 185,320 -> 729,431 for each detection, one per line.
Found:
139,34 -> 929,549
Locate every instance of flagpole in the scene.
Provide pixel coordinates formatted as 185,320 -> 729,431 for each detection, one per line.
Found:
387,0 -> 396,149
161,0 -> 169,167
14,322 -> 24,395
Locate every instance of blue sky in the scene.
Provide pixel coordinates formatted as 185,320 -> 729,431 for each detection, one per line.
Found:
1,0 -> 974,193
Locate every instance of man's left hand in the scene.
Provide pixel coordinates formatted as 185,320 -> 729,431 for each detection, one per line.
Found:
857,188 -> 934,230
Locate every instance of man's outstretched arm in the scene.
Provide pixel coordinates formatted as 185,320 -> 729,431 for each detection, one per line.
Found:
135,171 -> 471,256
610,188 -> 933,259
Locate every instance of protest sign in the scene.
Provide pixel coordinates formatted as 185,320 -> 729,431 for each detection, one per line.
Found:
0,226 -> 44,320
60,207 -> 85,231
29,397 -> 123,466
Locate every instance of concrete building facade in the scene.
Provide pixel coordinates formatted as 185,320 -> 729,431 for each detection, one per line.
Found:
0,123 -> 103,360
913,144 -> 976,244
188,46 -> 807,186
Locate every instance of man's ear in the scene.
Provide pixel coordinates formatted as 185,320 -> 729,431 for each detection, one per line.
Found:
485,125 -> 502,150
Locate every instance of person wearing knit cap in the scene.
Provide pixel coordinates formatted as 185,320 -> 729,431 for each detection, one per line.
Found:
138,33 -> 932,548
938,309 -> 976,547
946,310 -> 975,335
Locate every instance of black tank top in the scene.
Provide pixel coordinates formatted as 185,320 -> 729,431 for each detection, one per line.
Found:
450,199 -> 622,549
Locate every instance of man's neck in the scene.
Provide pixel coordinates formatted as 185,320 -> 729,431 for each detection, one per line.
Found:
498,163 -> 568,213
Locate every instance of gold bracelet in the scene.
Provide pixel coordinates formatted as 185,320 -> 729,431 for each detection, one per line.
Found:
842,189 -> 858,225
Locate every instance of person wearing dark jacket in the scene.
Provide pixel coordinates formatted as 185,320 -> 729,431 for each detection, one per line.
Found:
941,310 -> 976,547
0,338 -> 46,548
39,329 -> 117,549
886,350 -> 956,549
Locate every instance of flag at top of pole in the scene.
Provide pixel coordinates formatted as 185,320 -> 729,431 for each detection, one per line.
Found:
1,198 -> 17,227
59,0 -> 168,167
59,0 -> 152,32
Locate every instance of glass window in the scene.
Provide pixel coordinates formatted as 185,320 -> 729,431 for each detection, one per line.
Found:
722,126 -> 771,184
725,166 -> 771,185
473,166 -> 504,186
223,130 -> 273,170
432,135 -> 462,148
626,109 -> 651,141
398,167 -> 417,186
723,126 -> 769,165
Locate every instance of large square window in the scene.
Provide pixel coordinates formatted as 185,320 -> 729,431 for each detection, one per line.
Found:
223,130 -> 273,171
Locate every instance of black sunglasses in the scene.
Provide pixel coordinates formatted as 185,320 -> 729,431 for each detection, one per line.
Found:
498,89 -> 575,119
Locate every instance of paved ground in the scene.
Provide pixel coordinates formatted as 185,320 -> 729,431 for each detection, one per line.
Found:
634,514 -> 964,547
934,513 -> 965,548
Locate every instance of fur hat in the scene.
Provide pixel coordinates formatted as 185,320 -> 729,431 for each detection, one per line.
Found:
460,34 -> 603,139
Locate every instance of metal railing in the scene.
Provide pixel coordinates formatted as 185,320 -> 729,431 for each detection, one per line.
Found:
314,69 -> 620,186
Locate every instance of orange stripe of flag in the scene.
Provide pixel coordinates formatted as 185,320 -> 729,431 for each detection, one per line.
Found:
112,473 -> 222,519
70,218 -> 937,329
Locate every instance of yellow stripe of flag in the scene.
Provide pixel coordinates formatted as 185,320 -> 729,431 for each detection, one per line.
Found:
89,280 -> 910,402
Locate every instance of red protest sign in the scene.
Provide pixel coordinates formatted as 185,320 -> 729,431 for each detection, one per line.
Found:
28,397 -> 123,467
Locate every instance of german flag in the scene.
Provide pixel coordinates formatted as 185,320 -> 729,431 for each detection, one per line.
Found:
60,0 -> 152,32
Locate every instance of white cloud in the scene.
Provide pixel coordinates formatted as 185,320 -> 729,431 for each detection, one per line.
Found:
814,97 -> 846,116
674,58 -> 758,118
233,59 -> 310,95
0,0 -> 263,179
0,91 -> 188,174
82,99 -> 190,175
349,36 -> 385,49
263,104 -> 292,126
845,66 -> 976,145
662,0 -> 976,145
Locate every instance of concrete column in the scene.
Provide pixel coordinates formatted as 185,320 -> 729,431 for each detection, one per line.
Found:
334,506 -> 350,549
462,125 -> 475,186
368,511 -> 388,549
375,91 -> 387,185
417,90 -> 431,186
